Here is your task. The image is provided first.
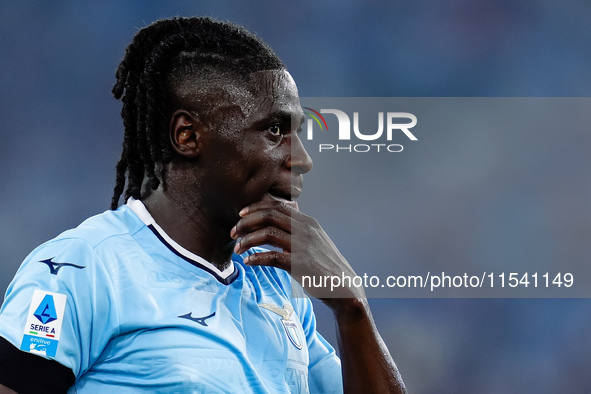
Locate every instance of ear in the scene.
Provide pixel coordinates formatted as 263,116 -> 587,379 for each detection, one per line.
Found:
169,110 -> 202,158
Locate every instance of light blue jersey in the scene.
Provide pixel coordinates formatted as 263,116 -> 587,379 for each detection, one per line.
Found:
0,199 -> 342,393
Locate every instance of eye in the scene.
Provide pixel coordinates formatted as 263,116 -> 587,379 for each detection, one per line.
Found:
267,124 -> 283,136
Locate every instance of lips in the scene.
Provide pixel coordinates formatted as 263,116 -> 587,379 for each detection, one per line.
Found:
267,180 -> 302,203
268,188 -> 297,202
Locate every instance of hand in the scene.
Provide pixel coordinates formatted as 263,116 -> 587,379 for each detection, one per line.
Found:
230,199 -> 366,310
231,200 -> 407,393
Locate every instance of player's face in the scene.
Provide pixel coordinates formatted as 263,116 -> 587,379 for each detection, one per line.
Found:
197,70 -> 313,226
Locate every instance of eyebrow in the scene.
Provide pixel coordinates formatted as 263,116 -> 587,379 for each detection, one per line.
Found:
264,110 -> 306,126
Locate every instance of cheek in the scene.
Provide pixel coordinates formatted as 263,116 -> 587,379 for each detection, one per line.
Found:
241,144 -> 284,187
215,139 -> 266,190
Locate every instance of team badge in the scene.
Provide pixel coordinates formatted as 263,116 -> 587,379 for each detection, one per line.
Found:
259,303 -> 303,350
20,290 -> 67,357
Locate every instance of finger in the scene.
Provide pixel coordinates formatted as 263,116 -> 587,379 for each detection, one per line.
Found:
234,226 -> 291,255
231,208 -> 291,240
239,199 -> 296,218
233,200 -> 307,240
243,250 -> 291,272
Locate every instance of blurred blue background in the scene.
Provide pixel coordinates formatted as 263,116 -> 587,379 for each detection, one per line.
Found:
1,1 -> 590,392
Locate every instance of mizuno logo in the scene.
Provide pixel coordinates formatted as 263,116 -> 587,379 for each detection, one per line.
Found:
39,258 -> 85,275
178,312 -> 215,326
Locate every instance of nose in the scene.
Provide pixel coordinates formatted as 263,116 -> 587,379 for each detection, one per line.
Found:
287,133 -> 313,175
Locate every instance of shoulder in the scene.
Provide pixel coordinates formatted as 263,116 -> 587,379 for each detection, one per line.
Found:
35,205 -> 144,266
54,205 -> 142,249
8,205 -> 145,293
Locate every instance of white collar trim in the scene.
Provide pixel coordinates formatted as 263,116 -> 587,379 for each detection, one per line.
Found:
126,197 -> 236,279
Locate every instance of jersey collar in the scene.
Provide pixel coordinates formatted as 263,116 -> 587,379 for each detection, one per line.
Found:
126,197 -> 238,284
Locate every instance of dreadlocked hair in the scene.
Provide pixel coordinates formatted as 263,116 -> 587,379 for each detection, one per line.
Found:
110,16 -> 285,209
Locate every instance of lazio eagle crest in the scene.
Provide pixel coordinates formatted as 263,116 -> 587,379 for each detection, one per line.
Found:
259,303 -> 303,350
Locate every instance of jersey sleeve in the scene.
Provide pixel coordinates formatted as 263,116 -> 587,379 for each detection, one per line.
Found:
291,287 -> 344,393
0,236 -> 119,380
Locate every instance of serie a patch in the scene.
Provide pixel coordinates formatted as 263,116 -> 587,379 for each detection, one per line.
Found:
20,290 -> 67,357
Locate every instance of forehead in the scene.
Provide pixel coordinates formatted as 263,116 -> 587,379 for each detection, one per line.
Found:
172,69 -> 304,128
233,70 -> 305,125
246,70 -> 299,102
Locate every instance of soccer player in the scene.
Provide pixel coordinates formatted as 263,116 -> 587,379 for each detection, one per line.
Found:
0,17 -> 406,393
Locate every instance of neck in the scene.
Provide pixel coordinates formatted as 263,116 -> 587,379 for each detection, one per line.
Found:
141,188 -> 237,270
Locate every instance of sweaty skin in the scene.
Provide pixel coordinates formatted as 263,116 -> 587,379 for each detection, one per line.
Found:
142,70 -> 407,393
142,70 -> 309,268
0,385 -> 16,394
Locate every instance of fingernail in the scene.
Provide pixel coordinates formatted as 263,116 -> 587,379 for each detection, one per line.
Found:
230,226 -> 237,239
243,255 -> 250,265
239,207 -> 249,217
234,241 -> 241,254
